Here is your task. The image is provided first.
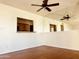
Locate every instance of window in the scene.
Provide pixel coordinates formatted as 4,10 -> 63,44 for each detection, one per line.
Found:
61,24 -> 64,31
17,17 -> 33,32
50,24 -> 57,32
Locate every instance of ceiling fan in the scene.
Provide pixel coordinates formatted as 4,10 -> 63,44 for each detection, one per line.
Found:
31,0 -> 59,12
60,14 -> 71,21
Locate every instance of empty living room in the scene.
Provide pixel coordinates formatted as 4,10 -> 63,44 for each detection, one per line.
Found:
0,0 -> 79,59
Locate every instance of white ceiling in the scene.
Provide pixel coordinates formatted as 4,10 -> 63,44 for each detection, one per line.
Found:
0,0 -> 79,19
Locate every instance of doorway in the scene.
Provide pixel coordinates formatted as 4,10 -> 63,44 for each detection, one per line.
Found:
50,24 -> 57,32
61,24 -> 64,31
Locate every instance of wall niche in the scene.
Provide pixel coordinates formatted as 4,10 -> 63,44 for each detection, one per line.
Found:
17,17 -> 34,32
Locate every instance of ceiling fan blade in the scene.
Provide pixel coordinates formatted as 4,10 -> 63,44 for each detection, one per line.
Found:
31,4 -> 42,6
47,3 -> 59,7
45,7 -> 51,12
60,19 -> 64,20
43,0 -> 48,5
37,7 -> 44,12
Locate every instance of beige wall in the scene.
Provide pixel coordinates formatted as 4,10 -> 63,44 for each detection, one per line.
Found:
37,30 -> 79,50
0,3 -> 44,54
